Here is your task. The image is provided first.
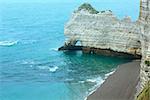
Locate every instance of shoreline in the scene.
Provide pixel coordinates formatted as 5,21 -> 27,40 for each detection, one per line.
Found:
84,70 -> 116,100
58,46 -> 142,100
86,60 -> 141,100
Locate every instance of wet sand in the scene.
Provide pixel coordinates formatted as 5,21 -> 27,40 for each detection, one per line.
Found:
87,60 -> 141,100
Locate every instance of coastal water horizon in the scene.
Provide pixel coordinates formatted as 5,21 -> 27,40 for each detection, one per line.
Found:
0,1 -> 140,100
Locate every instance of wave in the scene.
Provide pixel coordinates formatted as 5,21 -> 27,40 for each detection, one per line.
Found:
37,65 -> 58,72
84,70 -> 116,100
21,40 -> 37,45
86,77 -> 104,83
0,39 -> 38,47
86,77 -> 105,93
83,77 -> 105,100
0,40 -> 18,47
78,81 -> 85,84
48,66 -> 59,72
21,60 -> 36,65
21,60 -> 59,72
65,78 -> 74,82
105,70 -> 115,78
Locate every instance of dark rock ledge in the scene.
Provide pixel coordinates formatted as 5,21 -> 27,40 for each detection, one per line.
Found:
58,46 -> 141,59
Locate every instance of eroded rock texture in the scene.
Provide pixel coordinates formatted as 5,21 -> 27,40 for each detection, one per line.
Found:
137,0 -> 150,95
64,3 -> 141,55
62,0 -> 150,96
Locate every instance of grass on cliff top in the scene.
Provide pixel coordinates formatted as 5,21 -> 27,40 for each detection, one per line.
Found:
78,3 -> 99,14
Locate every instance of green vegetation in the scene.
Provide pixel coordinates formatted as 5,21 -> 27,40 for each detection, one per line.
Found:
145,60 -> 150,66
78,3 -> 99,14
136,81 -> 150,100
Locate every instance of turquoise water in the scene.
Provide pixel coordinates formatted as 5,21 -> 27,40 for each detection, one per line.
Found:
0,1 -> 139,100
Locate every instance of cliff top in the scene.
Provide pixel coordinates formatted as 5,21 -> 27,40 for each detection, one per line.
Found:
77,3 -> 99,14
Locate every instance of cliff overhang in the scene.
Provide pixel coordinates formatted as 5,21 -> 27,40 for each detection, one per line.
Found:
59,0 -> 150,98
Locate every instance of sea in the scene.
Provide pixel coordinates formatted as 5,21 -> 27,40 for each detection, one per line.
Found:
0,1 -> 140,100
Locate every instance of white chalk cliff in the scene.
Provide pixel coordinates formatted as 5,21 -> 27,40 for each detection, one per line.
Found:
64,4 -> 141,55
137,0 -> 150,95
62,0 -> 150,97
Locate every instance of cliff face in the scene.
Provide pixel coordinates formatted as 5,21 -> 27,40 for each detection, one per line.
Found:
64,9 -> 141,55
62,0 -> 150,96
138,0 -> 150,94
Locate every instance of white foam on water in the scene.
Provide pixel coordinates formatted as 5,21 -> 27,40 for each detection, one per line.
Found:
86,77 -> 105,94
86,77 -> 104,84
21,40 -> 37,44
48,66 -> 58,72
105,70 -> 116,78
78,81 -> 85,84
83,76 -> 105,100
84,70 -> 116,100
86,79 -> 97,83
37,65 -> 58,72
0,40 -> 18,47
65,78 -> 74,82
21,60 -> 36,65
